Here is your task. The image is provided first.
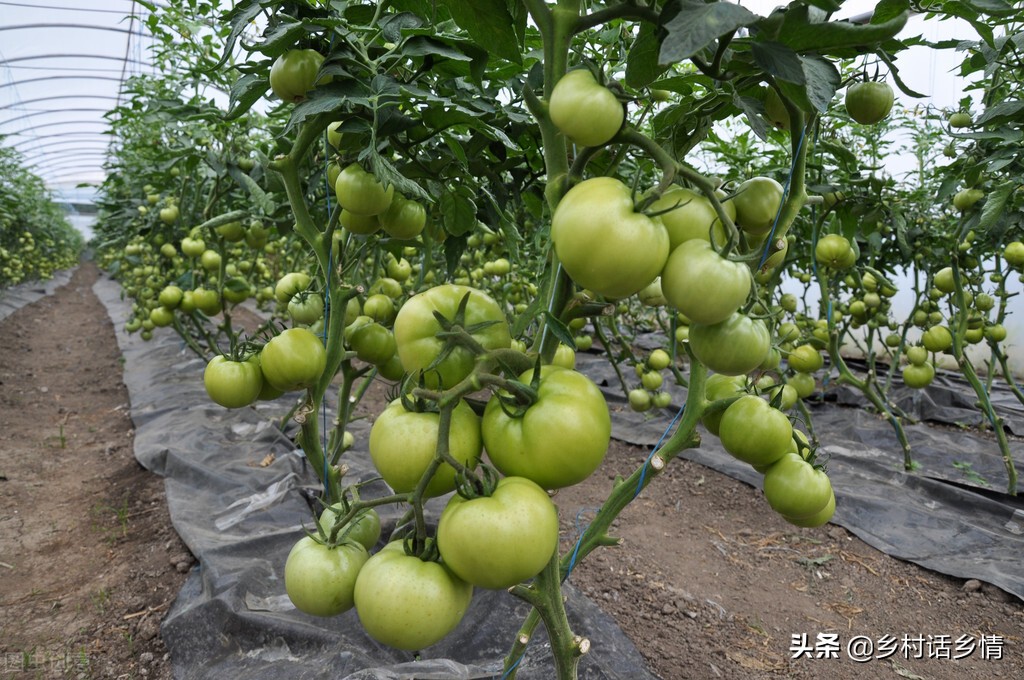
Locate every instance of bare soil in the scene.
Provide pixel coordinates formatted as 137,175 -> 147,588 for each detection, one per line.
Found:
0,261 -> 188,680
1,260 -> 1021,679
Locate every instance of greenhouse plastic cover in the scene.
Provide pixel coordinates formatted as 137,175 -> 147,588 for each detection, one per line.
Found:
85,276 -> 1024,677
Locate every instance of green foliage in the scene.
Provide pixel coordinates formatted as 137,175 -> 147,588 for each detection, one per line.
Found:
0,143 -> 83,287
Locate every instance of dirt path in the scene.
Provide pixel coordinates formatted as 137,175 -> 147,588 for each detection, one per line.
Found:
0,261 -> 188,679
1,261 -> 1021,679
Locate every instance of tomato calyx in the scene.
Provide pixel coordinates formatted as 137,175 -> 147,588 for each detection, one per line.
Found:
489,357 -> 544,418
454,462 -> 501,501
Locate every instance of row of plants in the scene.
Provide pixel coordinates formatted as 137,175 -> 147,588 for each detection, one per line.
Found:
90,1 -> 1023,677
0,143 -> 84,288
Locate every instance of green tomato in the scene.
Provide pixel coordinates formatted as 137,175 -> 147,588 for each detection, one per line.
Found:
845,81 -> 894,124
660,239 -> 751,325
719,395 -> 793,468
647,349 -> 671,371
732,177 -> 784,236
349,322 -> 397,366
288,292 -> 324,325
483,366 -> 611,489
763,453 -> 833,519
954,189 -> 985,211
784,490 -> 835,528
984,324 -> 1007,343
260,328 -> 326,392
200,249 -> 222,271
787,344 -> 823,373
379,194 -> 427,239
270,49 -> 328,103
701,373 -> 745,436
902,362 -> 935,389
149,306 -> 175,328
648,187 -> 734,249
814,234 -> 856,270
437,476 -> 559,589
786,371 -> 816,399
335,164 -> 394,217
284,536 -> 368,617
922,325 -> 953,353
548,68 -> 624,147
393,284 -> 511,389
641,370 -> 664,391
363,294 -> 396,323
203,355 -> 263,408
905,346 -> 929,366
934,267 -> 955,294
354,541 -> 472,650
1003,241 -> 1024,267
369,398 -> 482,498
948,112 -> 973,128
688,313 -> 770,376
318,505 -> 382,551
551,177 -> 670,299
628,388 -> 652,412
275,271 -> 312,304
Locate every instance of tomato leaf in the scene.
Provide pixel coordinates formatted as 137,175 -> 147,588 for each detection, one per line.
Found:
763,6 -> 907,55
625,21 -> 667,89
870,0 -> 910,24
439,186 -> 478,236
245,19 -> 307,58
799,56 -> 841,113
659,1 -> 758,64
979,181 -> 1014,231
225,73 -> 268,120
541,312 -> 577,351
974,100 -> 1024,127
752,42 -> 806,85
436,0 -> 521,64
363,151 -> 430,202
213,0 -> 264,70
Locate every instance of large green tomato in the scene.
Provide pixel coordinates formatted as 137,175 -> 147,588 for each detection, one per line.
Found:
648,187 -> 736,249
719,395 -> 793,468
660,239 -> 751,325
548,69 -> 624,147
270,49 -> 328,103
284,536 -> 368,617
393,284 -> 510,389
259,328 -> 326,391
845,81 -> 894,125
732,177 -> 784,235
551,177 -> 670,299
369,398 -> 482,498
437,476 -> 559,589
354,541 -> 473,650
483,366 -> 610,489
335,164 -> 394,217
762,453 -> 834,520
203,355 -> 263,408
688,313 -> 770,376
